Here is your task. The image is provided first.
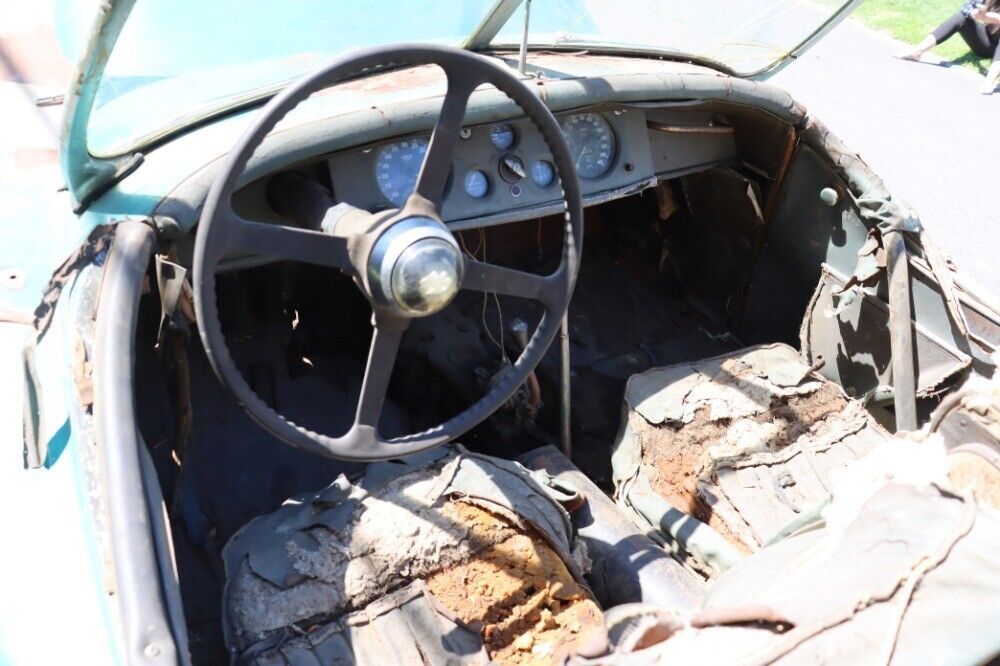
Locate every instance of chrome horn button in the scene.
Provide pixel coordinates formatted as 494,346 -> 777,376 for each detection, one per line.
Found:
368,216 -> 464,317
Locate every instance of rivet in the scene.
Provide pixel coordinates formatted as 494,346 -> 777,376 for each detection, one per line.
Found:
459,127 -> 472,139
819,187 -> 840,207
144,643 -> 161,659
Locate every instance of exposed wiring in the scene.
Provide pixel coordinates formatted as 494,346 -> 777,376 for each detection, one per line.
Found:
457,229 -> 482,258
460,229 -> 508,363
481,230 -> 509,363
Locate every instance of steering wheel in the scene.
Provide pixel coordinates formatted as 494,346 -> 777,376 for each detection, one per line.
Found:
193,44 -> 583,461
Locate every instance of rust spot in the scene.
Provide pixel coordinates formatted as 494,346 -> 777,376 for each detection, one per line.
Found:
312,63 -> 446,99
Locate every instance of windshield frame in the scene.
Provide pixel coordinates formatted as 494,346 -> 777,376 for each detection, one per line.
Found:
61,0 -> 862,213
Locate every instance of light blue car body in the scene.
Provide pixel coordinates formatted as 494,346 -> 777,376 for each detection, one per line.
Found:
0,1 -> 866,663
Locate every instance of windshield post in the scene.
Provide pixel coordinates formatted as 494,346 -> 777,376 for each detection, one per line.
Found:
60,0 -> 141,213
462,0 -> 525,50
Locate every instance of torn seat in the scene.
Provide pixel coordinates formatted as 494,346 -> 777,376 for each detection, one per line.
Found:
572,441 -> 1000,665
221,446 -> 608,665
611,343 -> 891,577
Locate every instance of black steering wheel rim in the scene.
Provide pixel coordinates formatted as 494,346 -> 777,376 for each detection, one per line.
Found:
193,44 -> 583,461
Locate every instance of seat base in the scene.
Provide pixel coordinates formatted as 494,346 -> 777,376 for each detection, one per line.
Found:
612,343 -> 891,576
221,447 -> 608,665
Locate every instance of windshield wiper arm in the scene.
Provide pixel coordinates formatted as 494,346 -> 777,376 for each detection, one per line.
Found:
462,0 -> 525,50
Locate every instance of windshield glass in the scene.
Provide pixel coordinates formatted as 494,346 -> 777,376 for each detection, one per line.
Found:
89,0 -> 853,156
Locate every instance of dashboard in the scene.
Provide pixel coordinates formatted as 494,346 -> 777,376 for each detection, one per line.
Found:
326,104 -> 738,229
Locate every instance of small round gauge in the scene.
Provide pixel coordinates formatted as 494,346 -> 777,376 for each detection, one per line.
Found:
489,123 -> 516,150
560,113 -> 616,179
464,169 -> 489,198
530,160 -> 555,187
374,137 -> 429,207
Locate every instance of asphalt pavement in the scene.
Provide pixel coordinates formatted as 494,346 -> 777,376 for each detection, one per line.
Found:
772,17 -> 1000,296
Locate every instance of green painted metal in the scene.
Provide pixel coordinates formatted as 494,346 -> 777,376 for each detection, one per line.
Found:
60,0 -> 139,213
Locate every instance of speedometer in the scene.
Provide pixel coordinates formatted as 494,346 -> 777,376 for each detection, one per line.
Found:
560,113 -> 616,179
374,137 -> 429,207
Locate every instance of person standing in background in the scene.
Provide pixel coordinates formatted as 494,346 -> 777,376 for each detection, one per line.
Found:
899,0 -> 1000,94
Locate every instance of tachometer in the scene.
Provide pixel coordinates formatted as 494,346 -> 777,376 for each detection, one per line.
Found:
375,137 -> 429,207
560,113 -> 616,179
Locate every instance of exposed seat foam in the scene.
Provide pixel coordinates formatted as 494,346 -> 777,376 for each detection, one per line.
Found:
222,447 -> 608,665
612,343 -> 891,576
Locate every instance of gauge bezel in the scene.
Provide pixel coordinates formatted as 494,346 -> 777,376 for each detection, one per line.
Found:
463,169 -> 490,199
530,159 -> 555,188
559,112 -> 617,180
488,122 -> 517,150
373,136 -> 430,207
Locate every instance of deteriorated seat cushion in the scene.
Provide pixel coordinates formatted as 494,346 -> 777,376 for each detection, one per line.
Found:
573,368 -> 1000,664
573,446 -> 1000,665
611,343 -> 891,576
222,446 -> 608,666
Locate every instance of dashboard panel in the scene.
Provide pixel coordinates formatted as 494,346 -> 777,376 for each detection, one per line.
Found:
326,104 -> 737,228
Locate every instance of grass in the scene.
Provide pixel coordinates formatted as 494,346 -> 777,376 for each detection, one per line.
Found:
832,0 -> 992,73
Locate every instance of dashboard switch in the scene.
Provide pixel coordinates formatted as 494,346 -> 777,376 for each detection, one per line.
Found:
499,154 -> 526,183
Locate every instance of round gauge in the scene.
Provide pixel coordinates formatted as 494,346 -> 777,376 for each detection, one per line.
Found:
464,169 -> 489,198
530,160 -> 555,187
560,113 -> 616,179
489,123 -> 516,150
374,137 -> 429,207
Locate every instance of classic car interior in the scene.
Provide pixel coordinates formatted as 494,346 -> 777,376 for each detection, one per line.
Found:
110,46 -> 1000,664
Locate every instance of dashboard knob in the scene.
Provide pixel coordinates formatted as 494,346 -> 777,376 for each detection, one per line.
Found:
499,154 -> 526,183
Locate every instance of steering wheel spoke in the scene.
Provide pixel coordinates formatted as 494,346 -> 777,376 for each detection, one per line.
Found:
227,215 -> 352,271
354,313 -> 409,430
462,258 -> 561,308
413,71 -> 483,208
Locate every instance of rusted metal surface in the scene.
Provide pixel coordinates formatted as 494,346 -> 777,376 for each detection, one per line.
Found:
645,120 -> 734,135
22,224 -> 115,468
761,126 -> 798,224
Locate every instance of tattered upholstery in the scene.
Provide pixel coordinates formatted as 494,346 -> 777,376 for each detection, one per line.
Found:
222,446 -> 607,665
612,343 -> 891,576
573,435 -> 1000,665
